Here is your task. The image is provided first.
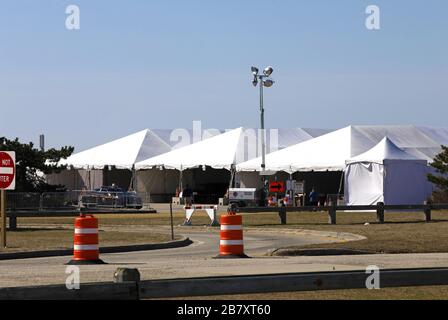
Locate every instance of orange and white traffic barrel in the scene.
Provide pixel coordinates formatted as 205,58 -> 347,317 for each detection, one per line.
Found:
216,205 -> 248,258
67,214 -> 105,265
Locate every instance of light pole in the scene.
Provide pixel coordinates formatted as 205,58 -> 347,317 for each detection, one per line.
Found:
251,66 -> 275,172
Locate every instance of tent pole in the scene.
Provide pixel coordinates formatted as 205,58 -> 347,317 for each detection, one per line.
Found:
88,166 -> 91,190
129,165 -> 136,191
228,164 -> 236,190
179,166 -> 183,191
164,168 -> 167,195
338,170 -> 344,196
289,171 -> 294,204
133,166 -> 136,191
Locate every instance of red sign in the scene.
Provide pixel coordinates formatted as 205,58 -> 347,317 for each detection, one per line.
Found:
0,151 -> 16,190
269,181 -> 285,193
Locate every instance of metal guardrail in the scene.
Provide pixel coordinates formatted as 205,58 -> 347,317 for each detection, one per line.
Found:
2,267 -> 448,299
236,202 -> 448,225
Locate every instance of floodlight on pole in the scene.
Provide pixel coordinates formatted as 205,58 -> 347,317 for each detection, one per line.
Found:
252,77 -> 258,87
250,66 -> 275,174
251,66 -> 259,75
263,66 -> 273,76
263,79 -> 275,88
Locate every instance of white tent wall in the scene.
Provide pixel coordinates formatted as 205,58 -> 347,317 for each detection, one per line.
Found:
46,169 -> 104,190
136,169 -> 182,202
46,170 -> 77,190
344,161 -> 430,205
344,138 -> 432,206
344,163 -> 384,205
383,160 -> 431,205
80,169 -> 103,190
47,168 -> 132,191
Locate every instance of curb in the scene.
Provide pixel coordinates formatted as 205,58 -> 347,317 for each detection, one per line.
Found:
267,248 -> 375,257
245,227 -> 367,242
0,237 -> 193,261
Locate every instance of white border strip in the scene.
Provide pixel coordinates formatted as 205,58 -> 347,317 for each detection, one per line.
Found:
0,168 -> 13,175
220,225 -> 242,231
74,244 -> 98,251
75,228 -> 98,234
220,240 -> 243,246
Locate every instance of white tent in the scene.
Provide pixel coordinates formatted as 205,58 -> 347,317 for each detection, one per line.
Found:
151,127 -> 329,152
344,137 -> 430,205
58,129 -> 171,169
134,127 -> 326,195
236,126 -> 375,173
135,128 -> 245,170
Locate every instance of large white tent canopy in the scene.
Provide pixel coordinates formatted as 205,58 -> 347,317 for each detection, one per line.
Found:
134,127 -> 330,171
344,137 -> 430,205
50,125 -> 448,197
151,127 -> 330,152
237,125 -> 448,173
135,128 -> 245,171
59,127 -> 328,170
236,126 -> 375,173
350,125 -> 447,162
58,129 -> 171,169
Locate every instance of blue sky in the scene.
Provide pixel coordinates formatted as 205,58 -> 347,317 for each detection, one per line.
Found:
0,0 -> 447,151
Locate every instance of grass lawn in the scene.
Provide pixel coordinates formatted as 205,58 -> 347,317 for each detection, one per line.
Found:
8,209 -> 448,254
1,226 -> 175,253
241,211 -> 448,254
167,285 -> 448,300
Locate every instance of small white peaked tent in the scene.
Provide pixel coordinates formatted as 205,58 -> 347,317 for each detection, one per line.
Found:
236,126 -> 375,173
58,129 -> 171,169
344,137 -> 430,205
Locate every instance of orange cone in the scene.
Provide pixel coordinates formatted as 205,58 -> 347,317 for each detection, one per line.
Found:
216,206 -> 249,258
67,214 -> 105,265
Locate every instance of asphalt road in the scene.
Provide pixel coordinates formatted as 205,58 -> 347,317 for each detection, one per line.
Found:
0,226 -> 447,289
0,226 -> 348,288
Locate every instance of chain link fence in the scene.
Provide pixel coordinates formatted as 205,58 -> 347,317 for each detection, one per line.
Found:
5,191 -> 151,212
